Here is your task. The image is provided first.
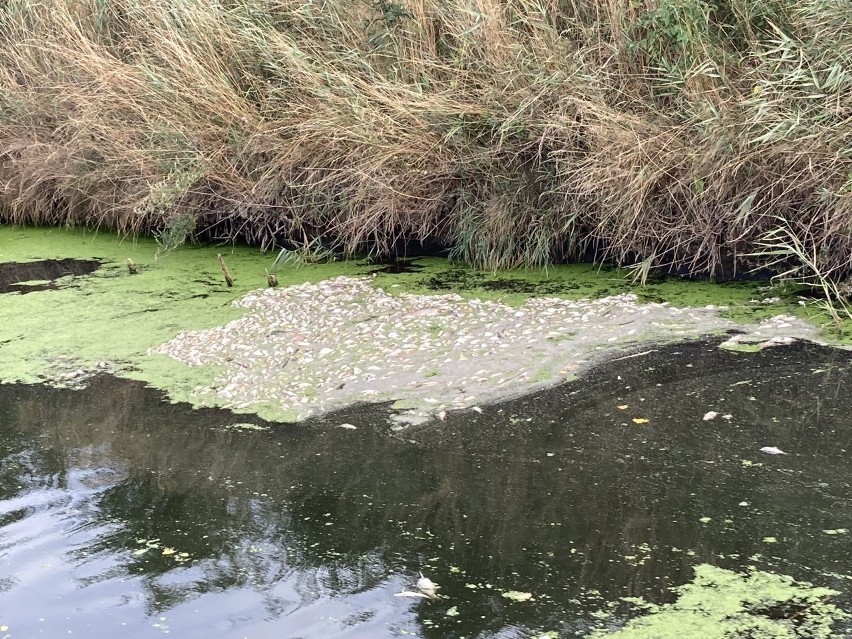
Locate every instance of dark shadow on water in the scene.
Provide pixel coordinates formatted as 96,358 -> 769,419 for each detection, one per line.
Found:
420,265 -> 618,297
481,278 -> 583,294
0,258 -> 101,294
0,340 -> 851,638
362,258 -> 425,274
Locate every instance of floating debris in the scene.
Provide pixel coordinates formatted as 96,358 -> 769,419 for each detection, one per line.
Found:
225,422 -> 270,432
396,572 -> 441,600
703,411 -> 719,421
502,590 -> 533,602
760,446 -> 787,455
395,591 -> 431,599
417,572 -> 439,597
589,564 -> 847,638
150,276 -> 819,422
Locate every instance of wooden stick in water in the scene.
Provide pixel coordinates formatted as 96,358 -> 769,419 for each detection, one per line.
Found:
217,254 -> 234,287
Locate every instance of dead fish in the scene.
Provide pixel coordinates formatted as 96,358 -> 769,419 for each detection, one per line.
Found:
760,446 -> 787,455
394,591 -> 431,599
703,411 -> 719,421
336,423 -> 357,430
417,572 -> 439,596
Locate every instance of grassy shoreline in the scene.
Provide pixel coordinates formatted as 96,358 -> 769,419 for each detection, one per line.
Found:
0,0 -> 850,281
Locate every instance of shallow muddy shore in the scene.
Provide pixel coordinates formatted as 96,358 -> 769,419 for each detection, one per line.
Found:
0,225 -> 843,424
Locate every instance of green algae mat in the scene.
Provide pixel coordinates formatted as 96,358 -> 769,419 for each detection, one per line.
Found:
0,225 -> 370,404
591,564 -> 847,638
0,224 -> 840,421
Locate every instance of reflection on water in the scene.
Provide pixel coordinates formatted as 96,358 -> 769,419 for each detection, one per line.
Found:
0,339 -> 850,638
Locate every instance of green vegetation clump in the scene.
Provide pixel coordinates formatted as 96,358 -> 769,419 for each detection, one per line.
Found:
593,564 -> 848,638
0,0 -> 850,283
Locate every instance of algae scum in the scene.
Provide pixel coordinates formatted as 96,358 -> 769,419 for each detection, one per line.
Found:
0,226 -> 851,637
0,225 -> 830,422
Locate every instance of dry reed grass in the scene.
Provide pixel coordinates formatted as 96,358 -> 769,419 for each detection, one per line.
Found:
0,0 -> 850,277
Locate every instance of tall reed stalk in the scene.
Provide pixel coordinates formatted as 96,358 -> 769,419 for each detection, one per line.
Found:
0,0 -> 850,277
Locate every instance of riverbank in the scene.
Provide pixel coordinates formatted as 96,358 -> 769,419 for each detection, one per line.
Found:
1,0 -> 851,281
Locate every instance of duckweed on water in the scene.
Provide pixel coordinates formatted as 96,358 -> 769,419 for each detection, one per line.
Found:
593,564 -> 847,639
0,226 -> 370,405
719,341 -> 764,353
0,225 -> 841,420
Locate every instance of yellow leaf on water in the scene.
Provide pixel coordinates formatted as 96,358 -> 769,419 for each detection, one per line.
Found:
632,418 -> 650,424
162,547 -> 177,556
617,405 -> 628,410
502,591 -> 533,602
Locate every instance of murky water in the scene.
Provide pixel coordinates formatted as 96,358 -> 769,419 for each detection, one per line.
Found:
0,258 -> 102,294
0,339 -> 850,638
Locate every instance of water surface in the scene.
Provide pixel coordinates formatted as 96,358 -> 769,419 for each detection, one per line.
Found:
0,258 -> 101,294
0,339 -> 850,637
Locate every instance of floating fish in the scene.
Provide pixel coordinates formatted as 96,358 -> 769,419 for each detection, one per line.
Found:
760,446 -> 787,455
417,572 -> 437,590
703,411 -> 719,421
417,572 -> 439,596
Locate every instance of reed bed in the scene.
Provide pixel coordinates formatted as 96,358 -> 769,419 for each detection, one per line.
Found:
0,0 -> 850,277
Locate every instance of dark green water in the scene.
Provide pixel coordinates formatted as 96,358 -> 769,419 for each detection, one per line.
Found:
0,340 -> 850,638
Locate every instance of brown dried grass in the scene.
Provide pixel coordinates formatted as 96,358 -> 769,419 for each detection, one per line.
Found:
0,0 -> 850,276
